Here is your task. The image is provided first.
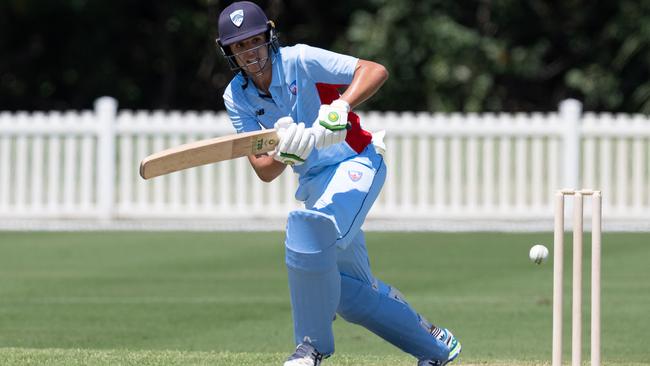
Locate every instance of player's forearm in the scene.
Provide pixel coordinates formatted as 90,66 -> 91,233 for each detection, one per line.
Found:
248,153 -> 287,182
339,60 -> 389,109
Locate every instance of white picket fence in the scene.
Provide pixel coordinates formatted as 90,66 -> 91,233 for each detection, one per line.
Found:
1,97 -> 649,231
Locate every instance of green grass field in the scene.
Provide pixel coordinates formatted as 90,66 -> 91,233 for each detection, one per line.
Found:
0,231 -> 648,365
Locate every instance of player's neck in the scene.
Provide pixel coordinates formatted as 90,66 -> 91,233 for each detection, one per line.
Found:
249,69 -> 272,95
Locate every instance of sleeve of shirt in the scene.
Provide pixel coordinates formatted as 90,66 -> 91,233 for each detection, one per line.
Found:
223,83 -> 261,134
297,44 -> 359,85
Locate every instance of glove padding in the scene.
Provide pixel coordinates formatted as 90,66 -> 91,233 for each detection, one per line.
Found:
311,99 -> 350,149
272,116 -> 315,166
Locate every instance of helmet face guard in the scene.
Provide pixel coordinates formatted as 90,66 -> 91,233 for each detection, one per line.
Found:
216,23 -> 280,76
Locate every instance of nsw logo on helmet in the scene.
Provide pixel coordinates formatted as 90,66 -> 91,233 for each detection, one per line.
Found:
230,9 -> 244,27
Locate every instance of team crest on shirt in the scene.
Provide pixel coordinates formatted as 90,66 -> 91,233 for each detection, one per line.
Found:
348,170 -> 363,182
288,80 -> 297,95
230,9 -> 244,27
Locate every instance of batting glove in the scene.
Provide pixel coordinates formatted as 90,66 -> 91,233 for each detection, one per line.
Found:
271,116 -> 315,166
311,99 -> 350,149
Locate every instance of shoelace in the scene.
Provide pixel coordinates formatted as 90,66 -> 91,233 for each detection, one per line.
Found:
430,326 -> 455,349
430,326 -> 449,345
430,326 -> 444,340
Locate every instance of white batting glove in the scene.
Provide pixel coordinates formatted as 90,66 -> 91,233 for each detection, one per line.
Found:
311,99 -> 350,149
271,117 -> 315,166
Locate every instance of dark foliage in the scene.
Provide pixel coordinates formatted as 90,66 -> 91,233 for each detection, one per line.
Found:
1,0 -> 648,112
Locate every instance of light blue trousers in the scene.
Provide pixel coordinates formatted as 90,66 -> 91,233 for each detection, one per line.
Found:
285,146 -> 449,361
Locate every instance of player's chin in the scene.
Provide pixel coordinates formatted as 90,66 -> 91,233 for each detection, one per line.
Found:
242,63 -> 261,74
246,60 -> 272,76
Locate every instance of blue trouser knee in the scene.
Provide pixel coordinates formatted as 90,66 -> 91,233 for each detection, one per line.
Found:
285,209 -> 340,356
337,274 -> 449,361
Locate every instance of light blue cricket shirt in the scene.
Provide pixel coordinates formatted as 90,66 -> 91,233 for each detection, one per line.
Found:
222,44 -> 373,180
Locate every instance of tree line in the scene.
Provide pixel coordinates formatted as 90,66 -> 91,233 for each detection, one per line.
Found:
1,0 -> 648,113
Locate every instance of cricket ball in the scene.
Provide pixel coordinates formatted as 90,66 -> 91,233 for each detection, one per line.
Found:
529,244 -> 549,265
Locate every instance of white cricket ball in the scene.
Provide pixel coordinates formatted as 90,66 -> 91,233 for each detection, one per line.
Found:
529,244 -> 549,265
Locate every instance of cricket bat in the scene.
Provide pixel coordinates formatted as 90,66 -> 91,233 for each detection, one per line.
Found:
139,129 -> 279,179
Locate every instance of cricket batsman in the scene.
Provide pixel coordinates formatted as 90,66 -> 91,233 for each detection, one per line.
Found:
216,2 -> 461,365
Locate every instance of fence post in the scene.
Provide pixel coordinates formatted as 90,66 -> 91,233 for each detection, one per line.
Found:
559,99 -> 582,190
95,97 -> 117,220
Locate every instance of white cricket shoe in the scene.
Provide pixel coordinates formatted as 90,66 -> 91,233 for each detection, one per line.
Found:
417,327 -> 461,366
283,338 -> 325,366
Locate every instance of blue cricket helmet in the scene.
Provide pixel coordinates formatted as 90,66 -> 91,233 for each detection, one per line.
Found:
218,1 -> 269,46
216,1 -> 279,72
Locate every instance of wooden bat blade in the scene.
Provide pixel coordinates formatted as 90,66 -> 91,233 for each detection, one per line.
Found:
139,129 -> 278,179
